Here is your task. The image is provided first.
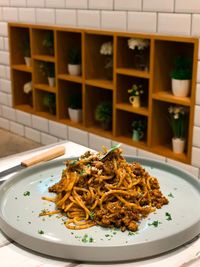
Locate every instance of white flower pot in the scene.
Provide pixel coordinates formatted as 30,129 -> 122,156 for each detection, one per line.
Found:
48,77 -> 55,87
68,64 -> 81,76
172,138 -> 185,154
129,95 -> 140,108
24,57 -> 31,67
68,108 -> 82,123
171,79 -> 190,97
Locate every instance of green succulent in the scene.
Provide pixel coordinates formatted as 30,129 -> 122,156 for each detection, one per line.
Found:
95,102 -> 112,123
69,94 -> 82,109
132,119 -> 146,132
39,62 -> 55,77
68,47 -> 81,65
42,31 -> 54,54
171,56 -> 192,80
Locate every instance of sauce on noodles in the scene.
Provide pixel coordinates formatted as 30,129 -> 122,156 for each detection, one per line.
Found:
40,147 -> 168,232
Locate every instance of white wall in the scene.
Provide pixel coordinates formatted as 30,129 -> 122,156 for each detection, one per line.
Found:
0,0 -> 200,178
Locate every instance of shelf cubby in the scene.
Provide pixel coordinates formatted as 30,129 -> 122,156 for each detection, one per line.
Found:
56,30 -> 82,77
9,26 -> 31,66
85,85 -> 113,135
9,23 -> 199,164
34,89 -> 57,119
57,79 -> 83,124
151,100 -> 189,159
114,109 -> 148,148
31,28 -> 55,57
116,74 -> 149,111
153,39 -> 194,96
33,60 -> 56,91
116,35 -> 150,72
85,32 -> 114,83
12,69 -> 33,109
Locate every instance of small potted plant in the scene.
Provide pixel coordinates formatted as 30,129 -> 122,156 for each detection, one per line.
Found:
168,105 -> 188,153
23,80 -> 32,106
42,31 -> 54,55
100,41 -> 113,80
128,84 -> 144,108
68,94 -> 82,123
171,55 -> 192,97
95,102 -> 112,130
68,47 -> 81,76
39,62 -> 55,87
131,119 -> 146,141
127,38 -> 149,71
43,93 -> 56,115
23,38 -> 31,67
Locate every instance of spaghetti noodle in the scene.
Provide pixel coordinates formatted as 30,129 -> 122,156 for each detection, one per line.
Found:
41,147 -> 168,232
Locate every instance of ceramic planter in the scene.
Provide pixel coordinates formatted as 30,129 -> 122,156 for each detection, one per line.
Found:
132,130 -> 144,141
172,138 -> 185,154
171,79 -> 190,97
48,77 -> 55,87
68,64 -> 81,76
129,95 -> 140,108
24,57 -> 31,67
68,108 -> 82,123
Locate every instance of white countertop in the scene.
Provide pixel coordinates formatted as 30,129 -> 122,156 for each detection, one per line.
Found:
0,141 -> 199,267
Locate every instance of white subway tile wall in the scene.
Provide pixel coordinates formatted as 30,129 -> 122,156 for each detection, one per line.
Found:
55,9 -> 76,26
0,0 -> 199,175
10,121 -> 24,136
143,0 -> 174,12
158,13 -> 191,35
68,126 -> 88,147
128,12 -> 157,33
25,126 -> 41,143
114,0 -> 141,11
66,0 -> 88,9
101,11 -> 126,30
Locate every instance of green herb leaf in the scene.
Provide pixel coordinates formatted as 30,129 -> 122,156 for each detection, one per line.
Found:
89,211 -> 95,220
148,220 -> 162,227
23,191 -> 30,196
165,212 -> 172,221
38,230 -> 44,234
168,192 -> 174,198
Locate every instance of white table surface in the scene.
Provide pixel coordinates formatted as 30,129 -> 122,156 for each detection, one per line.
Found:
0,141 -> 199,267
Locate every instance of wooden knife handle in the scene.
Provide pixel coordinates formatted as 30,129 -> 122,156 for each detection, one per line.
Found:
21,146 -> 65,167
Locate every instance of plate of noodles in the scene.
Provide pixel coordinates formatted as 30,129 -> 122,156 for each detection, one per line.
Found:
0,147 -> 200,262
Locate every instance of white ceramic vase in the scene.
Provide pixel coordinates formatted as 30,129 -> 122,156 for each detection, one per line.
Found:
48,77 -> 55,87
24,57 -> 31,67
68,108 -> 82,123
68,64 -> 81,76
172,138 -> 185,154
129,95 -> 140,108
171,79 -> 190,97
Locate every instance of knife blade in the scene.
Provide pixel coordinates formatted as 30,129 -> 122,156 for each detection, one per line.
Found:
0,146 -> 65,181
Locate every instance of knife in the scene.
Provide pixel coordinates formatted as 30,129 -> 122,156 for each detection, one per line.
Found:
0,146 -> 65,181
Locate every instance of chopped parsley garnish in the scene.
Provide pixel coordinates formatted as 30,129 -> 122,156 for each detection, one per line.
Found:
23,191 -> 30,196
70,160 -> 78,165
168,192 -> 174,198
128,231 -> 138,236
81,234 -> 94,243
165,212 -> 172,221
148,220 -> 162,227
38,230 -> 44,234
80,169 -> 86,176
89,211 -> 95,220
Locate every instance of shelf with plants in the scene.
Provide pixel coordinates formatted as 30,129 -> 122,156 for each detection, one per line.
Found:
85,85 -> 113,138
9,23 -> 198,164
150,100 -> 190,161
116,73 -> 149,116
56,29 -> 83,81
85,32 -> 114,88
34,88 -> 57,120
114,109 -> 148,148
33,60 -> 56,92
57,79 -> 84,129
116,34 -> 151,73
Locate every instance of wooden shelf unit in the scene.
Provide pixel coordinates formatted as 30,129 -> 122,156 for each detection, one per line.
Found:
9,23 -> 199,164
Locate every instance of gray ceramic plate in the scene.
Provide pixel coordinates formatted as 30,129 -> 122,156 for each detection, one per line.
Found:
0,156 -> 200,262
